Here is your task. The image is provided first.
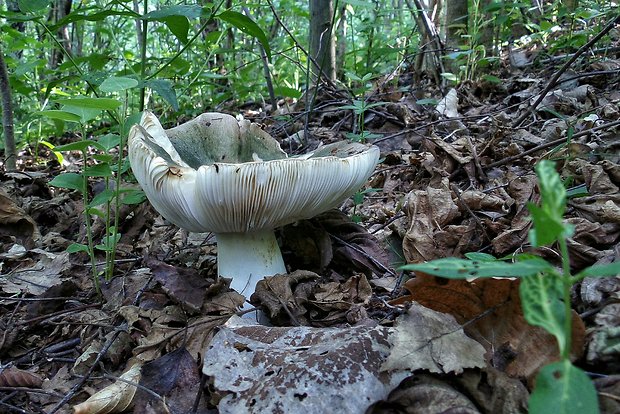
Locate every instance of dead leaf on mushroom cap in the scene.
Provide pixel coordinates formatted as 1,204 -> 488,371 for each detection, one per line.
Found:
396,275 -> 586,381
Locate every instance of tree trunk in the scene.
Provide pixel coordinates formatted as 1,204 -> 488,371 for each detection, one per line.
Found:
335,3 -> 347,80
309,0 -> 336,83
0,45 -> 16,171
445,0 -> 468,72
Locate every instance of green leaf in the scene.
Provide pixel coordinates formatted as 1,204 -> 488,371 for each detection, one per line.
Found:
576,261 -> 620,279
273,86 -> 302,99
146,79 -> 178,111
528,160 -> 574,246
520,273 -> 567,355
400,257 -> 553,279
99,76 -> 139,93
143,5 -> 202,44
54,140 -> 103,152
91,154 -> 114,163
67,243 -> 90,254
18,0 -> 49,13
98,134 -> 121,151
84,163 -> 112,177
529,361 -> 599,414
528,203 -> 567,246
89,189 -> 116,207
49,173 -> 84,192
463,252 -> 498,261
55,97 -> 122,110
95,231 -> 121,252
416,98 -> 438,105
218,10 -> 271,60
61,105 -> 104,124
35,110 -> 82,123
120,188 -> 147,205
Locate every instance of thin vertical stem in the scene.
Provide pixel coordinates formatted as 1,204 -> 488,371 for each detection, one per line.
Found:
558,237 -> 572,360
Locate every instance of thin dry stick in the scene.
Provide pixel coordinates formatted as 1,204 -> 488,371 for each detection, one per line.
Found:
512,14 -> 620,127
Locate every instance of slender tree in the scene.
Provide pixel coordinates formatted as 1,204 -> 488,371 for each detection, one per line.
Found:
0,44 -> 16,171
309,0 -> 336,83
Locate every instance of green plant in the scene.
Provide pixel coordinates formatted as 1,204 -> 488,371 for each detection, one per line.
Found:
401,160 -> 620,413
341,72 -> 384,142
40,86 -> 145,290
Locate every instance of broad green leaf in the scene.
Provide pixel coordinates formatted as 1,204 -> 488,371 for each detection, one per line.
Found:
18,0 -> 49,13
528,160 -> 574,246
218,10 -> 271,60
35,110 -> 82,123
61,105 -> 104,123
92,154 -> 114,163
67,243 -> 90,254
98,134 -> 121,151
144,5 -> 202,44
51,10 -> 138,29
55,97 -> 122,110
95,232 -> 121,252
143,5 -> 202,20
463,252 -> 498,261
84,163 -> 112,177
528,203 -> 567,246
54,140 -> 103,152
576,261 -> 620,279
273,86 -> 302,99
146,79 -> 178,111
400,257 -> 553,279
120,188 -> 147,205
99,76 -> 139,93
89,189 -> 116,207
520,273 -> 567,355
529,361 -> 599,414
49,173 -> 84,192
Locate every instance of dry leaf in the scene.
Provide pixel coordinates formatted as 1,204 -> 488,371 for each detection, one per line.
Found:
134,347 -> 207,413
381,302 -> 486,375
0,366 -> 43,387
402,177 -> 460,262
203,316 -> 407,414
0,190 -> 40,248
72,363 -> 142,414
398,275 -> 586,381
368,374 -> 480,414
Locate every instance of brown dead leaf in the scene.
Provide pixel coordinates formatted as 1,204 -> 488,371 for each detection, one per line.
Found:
457,367 -> 529,413
368,374 -> 481,414
381,302 -> 486,375
134,347 -> 208,413
72,363 -> 142,414
402,177 -> 461,262
251,270 -> 319,324
0,251 -> 71,295
0,190 -> 39,248
145,257 -> 211,314
282,209 -> 390,276
397,275 -> 585,381
0,366 -> 43,387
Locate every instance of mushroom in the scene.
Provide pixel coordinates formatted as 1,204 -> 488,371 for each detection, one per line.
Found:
128,111 -> 380,311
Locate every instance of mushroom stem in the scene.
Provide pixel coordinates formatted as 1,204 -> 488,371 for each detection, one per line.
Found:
216,229 -> 286,302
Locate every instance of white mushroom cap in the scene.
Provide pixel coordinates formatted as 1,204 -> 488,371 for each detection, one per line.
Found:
128,111 -> 380,234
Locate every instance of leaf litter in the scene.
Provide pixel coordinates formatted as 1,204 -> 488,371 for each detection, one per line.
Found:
1,58 -> 620,414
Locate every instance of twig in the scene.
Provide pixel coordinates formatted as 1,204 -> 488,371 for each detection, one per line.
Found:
328,234 -> 397,277
512,14 -> 620,127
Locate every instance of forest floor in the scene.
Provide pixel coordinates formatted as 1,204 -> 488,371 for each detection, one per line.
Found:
1,58 -> 620,414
